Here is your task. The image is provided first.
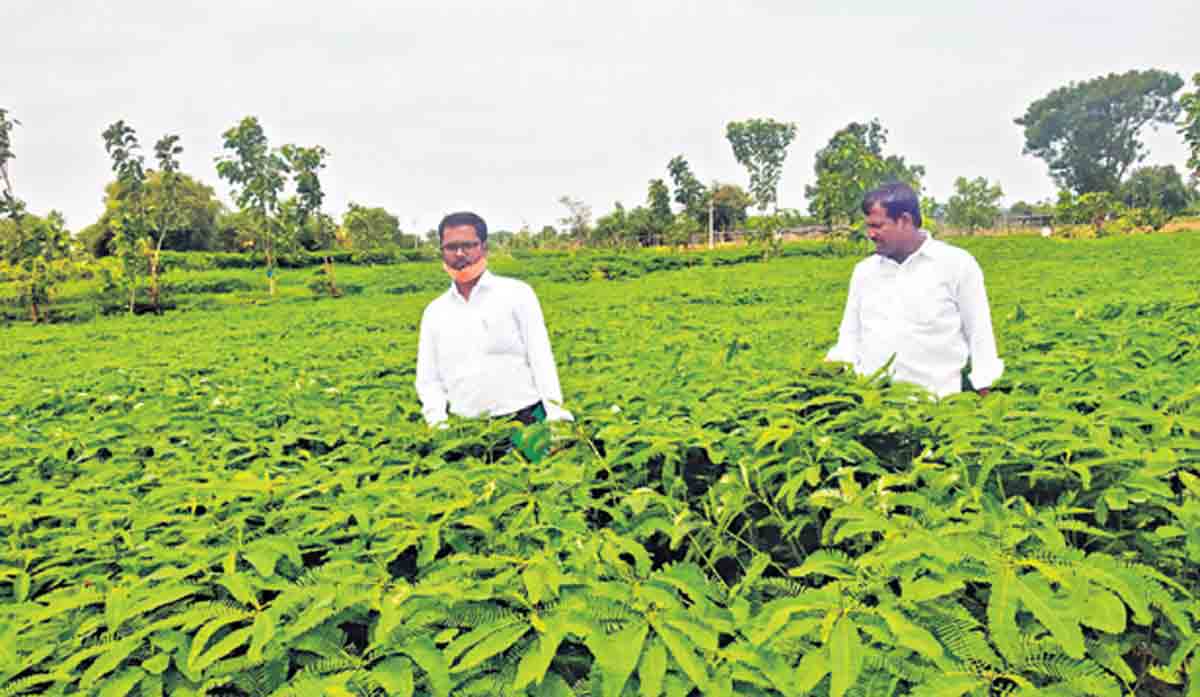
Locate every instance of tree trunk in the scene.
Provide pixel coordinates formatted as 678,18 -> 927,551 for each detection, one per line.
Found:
148,245 -> 162,314
29,299 -> 39,323
323,256 -> 341,297
266,241 -> 277,296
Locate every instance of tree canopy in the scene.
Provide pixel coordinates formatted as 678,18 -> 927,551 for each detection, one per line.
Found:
805,119 -> 924,228
1015,69 -> 1183,194
725,118 -> 797,212
945,176 -> 1004,232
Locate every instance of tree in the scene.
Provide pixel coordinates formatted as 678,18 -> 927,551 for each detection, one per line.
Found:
1119,165 -> 1194,216
0,211 -> 75,322
81,173 -> 223,257
101,120 -> 150,314
0,108 -> 22,222
667,156 -> 707,224
725,118 -> 797,212
279,144 -> 339,295
710,183 -> 752,234
141,134 -> 184,312
591,202 -> 628,248
945,176 -> 1004,233
647,178 -> 672,225
1008,201 -> 1036,217
805,119 -> 925,229
1015,69 -> 1184,194
1178,72 -> 1200,178
215,116 -> 290,295
556,196 -> 592,241
341,203 -> 404,249
0,110 -> 75,322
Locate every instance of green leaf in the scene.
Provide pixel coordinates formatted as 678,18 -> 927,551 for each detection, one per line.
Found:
194,626 -> 253,674
1014,572 -> 1085,659
653,621 -> 709,692
514,619 -> 566,691
1078,588 -> 1126,634
371,657 -> 414,697
588,620 -> 648,697
795,645 -> 830,693
530,673 -> 577,697
878,608 -> 942,659
98,667 -> 145,697
638,637 -> 668,697
451,622 -> 529,673
908,674 -> 987,697
402,636 -> 451,697
829,616 -> 862,697
218,573 -> 258,608
81,637 -> 142,689
142,653 -> 170,676
789,550 -> 854,580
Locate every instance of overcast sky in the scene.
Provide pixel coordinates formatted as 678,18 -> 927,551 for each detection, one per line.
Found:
4,0 -> 1197,233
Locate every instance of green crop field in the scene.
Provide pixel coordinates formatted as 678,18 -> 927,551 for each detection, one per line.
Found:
2,234 -> 1200,697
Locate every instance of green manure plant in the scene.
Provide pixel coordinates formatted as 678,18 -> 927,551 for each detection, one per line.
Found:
2,233 -> 1199,696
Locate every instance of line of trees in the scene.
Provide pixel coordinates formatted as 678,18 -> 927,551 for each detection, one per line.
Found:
3,68 -> 1200,320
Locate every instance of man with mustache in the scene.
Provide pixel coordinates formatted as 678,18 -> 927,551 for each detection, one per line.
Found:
826,182 -> 1003,397
415,211 -> 572,426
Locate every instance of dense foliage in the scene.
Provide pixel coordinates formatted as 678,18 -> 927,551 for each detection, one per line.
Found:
2,233 -> 1199,696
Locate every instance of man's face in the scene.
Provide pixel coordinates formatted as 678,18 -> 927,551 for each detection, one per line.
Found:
864,203 -> 916,262
441,224 -> 486,269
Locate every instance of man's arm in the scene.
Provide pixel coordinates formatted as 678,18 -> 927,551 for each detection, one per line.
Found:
414,308 -> 450,425
825,265 -> 862,366
517,286 -> 573,421
959,257 -> 1004,393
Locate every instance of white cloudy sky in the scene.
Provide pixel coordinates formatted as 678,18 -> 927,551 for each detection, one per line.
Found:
4,0 -> 1197,233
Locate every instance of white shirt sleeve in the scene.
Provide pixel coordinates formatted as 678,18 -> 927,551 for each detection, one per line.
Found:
825,264 -> 862,365
957,256 -> 1004,390
414,306 -> 449,425
516,285 -> 574,422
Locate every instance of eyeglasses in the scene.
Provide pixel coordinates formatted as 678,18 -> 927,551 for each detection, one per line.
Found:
441,241 -> 481,254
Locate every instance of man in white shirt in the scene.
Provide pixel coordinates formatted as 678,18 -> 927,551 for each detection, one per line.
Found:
826,182 -> 1004,397
415,211 -> 573,426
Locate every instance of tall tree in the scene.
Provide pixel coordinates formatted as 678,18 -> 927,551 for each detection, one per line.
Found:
1119,164 -> 1194,216
1180,72 -> 1200,179
215,116 -> 290,295
341,203 -> 404,248
725,118 -> 797,212
945,176 -> 1004,233
805,119 -> 925,229
556,196 -> 592,240
102,120 -> 150,314
280,144 -> 338,295
1015,69 -> 1184,194
0,108 -> 22,222
144,134 -> 183,312
1,110 -> 76,322
647,178 -> 672,225
667,156 -> 706,224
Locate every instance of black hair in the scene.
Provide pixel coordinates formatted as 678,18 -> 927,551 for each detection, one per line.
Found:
862,181 -> 922,228
437,211 -> 488,243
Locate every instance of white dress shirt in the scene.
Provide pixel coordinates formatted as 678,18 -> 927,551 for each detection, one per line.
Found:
415,271 -> 573,425
825,235 -> 1004,397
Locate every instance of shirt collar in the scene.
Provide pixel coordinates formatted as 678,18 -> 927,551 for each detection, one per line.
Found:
447,269 -> 495,302
876,231 -> 938,267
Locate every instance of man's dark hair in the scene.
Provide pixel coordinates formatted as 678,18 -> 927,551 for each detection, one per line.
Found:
862,181 -> 922,228
438,211 -> 488,243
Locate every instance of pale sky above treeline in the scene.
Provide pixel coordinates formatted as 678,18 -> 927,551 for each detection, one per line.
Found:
5,0 -> 1197,233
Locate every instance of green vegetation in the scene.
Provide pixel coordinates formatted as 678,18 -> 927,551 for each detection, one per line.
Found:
3,233 -> 1200,696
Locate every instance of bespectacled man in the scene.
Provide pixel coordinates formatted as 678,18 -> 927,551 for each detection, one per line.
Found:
415,211 -> 573,426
